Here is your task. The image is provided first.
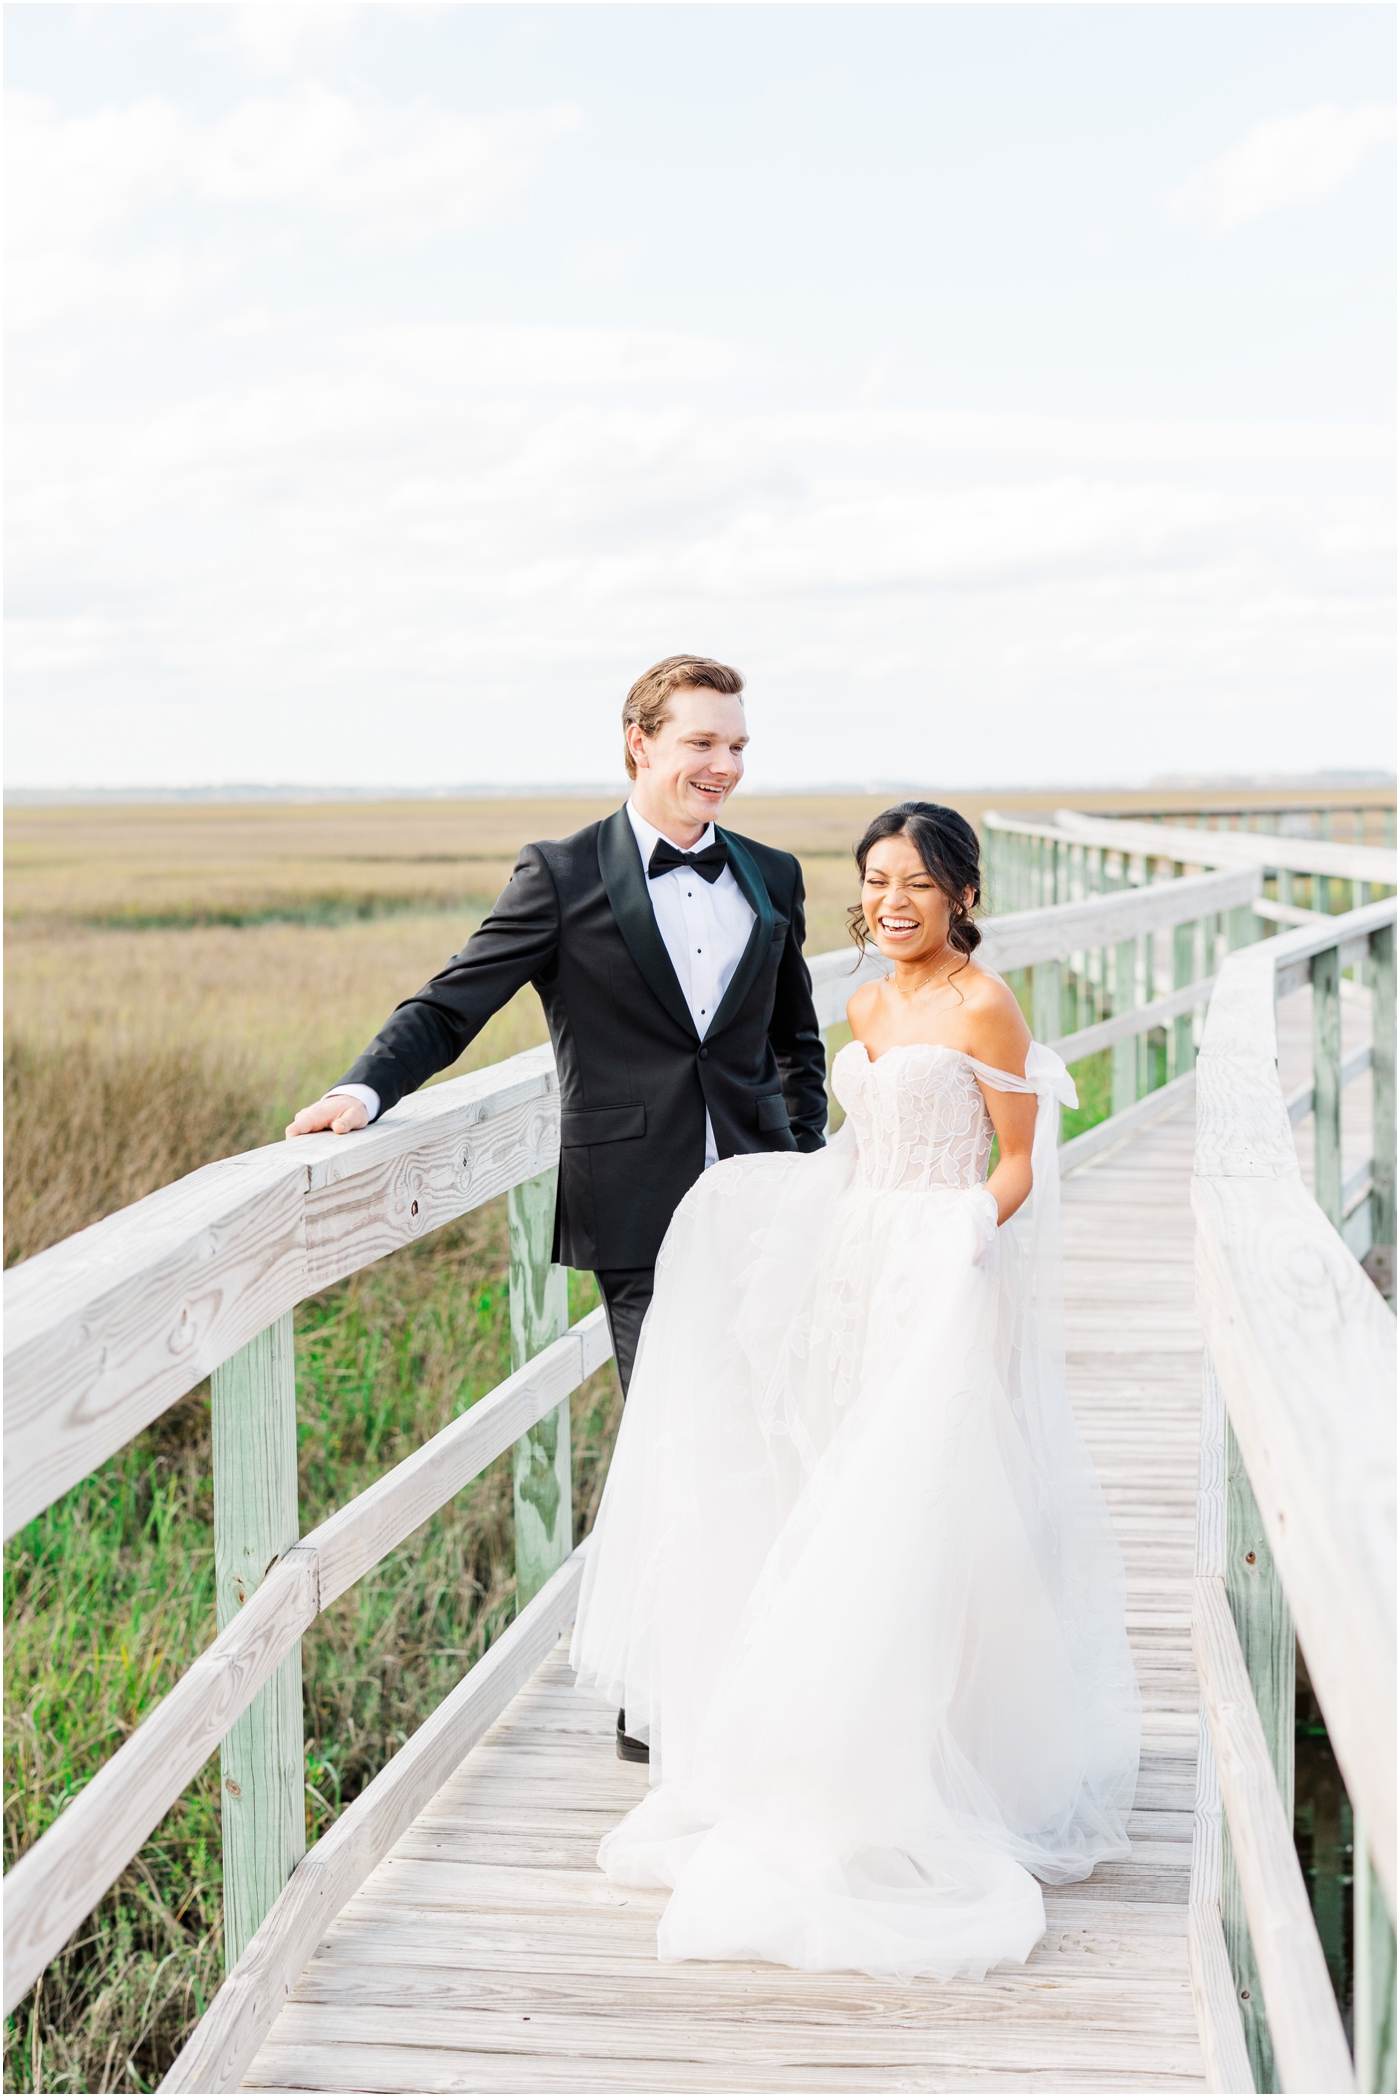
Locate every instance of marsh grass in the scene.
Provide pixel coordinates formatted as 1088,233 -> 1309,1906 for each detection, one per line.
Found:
4,790 -> 1228,2089
4,1169 -> 619,2092
3,1038 -> 275,1267
4,1001 -> 618,2091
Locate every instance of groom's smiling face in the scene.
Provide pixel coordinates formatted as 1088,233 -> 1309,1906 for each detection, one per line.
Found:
628,685 -> 749,845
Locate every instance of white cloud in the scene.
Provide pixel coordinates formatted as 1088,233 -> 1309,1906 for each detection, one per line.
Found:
5,319 -> 1392,787
4,84 -> 582,335
1166,103 -> 1396,234
568,237 -> 642,290
213,4 -> 366,81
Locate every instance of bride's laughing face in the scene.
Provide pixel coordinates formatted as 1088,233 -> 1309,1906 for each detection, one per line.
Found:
862,835 -> 969,963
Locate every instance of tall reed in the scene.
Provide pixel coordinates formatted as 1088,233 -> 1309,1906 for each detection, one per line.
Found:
3,1044 -> 620,2092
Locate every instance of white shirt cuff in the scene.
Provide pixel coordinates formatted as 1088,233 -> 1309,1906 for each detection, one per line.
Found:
320,1083 -> 380,1124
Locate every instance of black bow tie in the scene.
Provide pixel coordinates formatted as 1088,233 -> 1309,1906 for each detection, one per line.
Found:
647,837 -> 729,885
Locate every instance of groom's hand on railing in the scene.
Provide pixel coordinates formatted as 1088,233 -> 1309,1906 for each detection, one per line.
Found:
285,1095 -> 370,1139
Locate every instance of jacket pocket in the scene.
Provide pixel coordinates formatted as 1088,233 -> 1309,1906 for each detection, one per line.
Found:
561,1102 -> 647,1148
755,1093 -> 790,1133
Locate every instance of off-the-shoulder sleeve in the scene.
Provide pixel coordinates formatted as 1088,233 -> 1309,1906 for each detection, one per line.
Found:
966,1042 -> 1077,1111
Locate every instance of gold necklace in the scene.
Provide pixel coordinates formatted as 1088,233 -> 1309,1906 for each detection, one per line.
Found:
889,947 -> 955,1000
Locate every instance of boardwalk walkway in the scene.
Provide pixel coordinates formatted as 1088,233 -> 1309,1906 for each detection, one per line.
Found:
243,1099 -> 1208,2094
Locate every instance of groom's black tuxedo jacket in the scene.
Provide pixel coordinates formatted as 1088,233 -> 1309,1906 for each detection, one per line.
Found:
336,808 -> 829,1271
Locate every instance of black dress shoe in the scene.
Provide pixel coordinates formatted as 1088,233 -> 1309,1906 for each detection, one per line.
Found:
617,1709 -> 650,1763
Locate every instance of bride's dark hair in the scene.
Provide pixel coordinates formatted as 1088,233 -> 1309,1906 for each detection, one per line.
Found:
847,802 -> 982,975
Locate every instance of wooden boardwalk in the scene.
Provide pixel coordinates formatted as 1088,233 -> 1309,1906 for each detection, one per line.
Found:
244,1099 -> 1208,2095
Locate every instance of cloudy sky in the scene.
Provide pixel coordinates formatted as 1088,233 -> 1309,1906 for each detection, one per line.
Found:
5,3 -> 1395,791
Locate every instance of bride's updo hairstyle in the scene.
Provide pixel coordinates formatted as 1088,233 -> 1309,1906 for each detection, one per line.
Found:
847,802 -> 982,975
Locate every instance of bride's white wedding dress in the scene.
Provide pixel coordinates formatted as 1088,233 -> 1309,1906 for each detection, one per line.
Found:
570,1037 -> 1140,1981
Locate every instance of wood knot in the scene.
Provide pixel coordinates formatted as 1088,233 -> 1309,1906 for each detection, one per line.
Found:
1244,1551 -> 1257,1566
224,1778 -> 242,1798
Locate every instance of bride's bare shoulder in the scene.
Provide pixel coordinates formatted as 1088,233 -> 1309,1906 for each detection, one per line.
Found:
957,964 -> 1032,1071
845,979 -> 881,1034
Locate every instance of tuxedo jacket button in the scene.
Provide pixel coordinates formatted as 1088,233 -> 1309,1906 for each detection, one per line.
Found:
698,1047 -> 708,1060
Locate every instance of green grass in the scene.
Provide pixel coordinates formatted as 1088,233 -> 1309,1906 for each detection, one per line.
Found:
3,948 -> 1175,2092
1061,1048 -> 1112,1143
3,1199 -> 620,2094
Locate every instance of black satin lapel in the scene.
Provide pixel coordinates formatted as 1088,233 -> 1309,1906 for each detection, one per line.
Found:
596,809 -> 698,1040
707,831 -> 777,1038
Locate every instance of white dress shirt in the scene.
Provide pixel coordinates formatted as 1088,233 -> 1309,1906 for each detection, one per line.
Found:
325,801 -> 756,1171
623,799 -> 756,1168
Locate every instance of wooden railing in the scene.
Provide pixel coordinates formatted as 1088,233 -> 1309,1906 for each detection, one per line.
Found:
1048,797 -> 1392,849
1188,896 -> 1397,2095
985,805 -> 1398,930
0,857 -> 1332,2091
2,1044 -> 612,2014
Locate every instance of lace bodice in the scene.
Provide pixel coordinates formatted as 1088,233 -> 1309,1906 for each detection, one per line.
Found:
832,1040 -> 998,1193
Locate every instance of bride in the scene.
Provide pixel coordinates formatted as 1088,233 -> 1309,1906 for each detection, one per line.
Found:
570,801 -> 1140,1981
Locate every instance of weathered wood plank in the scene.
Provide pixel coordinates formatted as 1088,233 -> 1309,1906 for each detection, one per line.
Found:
308,1309 -> 610,1611
229,1102 -> 1210,2095
213,1314 -> 305,1968
1186,1356 -> 1257,2096
1,1314 -> 612,2018
248,1998 -> 1205,2075
1052,976 -> 1217,1069
809,867 -> 1258,1035
244,2036 -> 1207,2095
3,1046 -> 560,1539
1222,1412 -> 1294,2091
1049,809 -> 1398,888
1193,903 -> 1396,1900
1192,1574 -> 1354,2093
1311,943 -> 1344,1229
161,1549 -> 590,2095
2,1542 -> 320,2017
509,1171 -> 572,1609
1369,922 -> 1396,1280
1059,1075 -> 1196,1178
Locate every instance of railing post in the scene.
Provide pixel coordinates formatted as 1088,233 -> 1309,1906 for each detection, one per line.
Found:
1221,1415 -> 1295,2095
1111,931 -> 1137,1116
509,1170 -> 571,1610
1311,944 -> 1343,1231
1370,922 -> 1396,1303
1228,898 -> 1258,952
212,1312 -> 305,1969
1032,960 -> 1062,1142
1172,879 -> 1197,1081
1354,1809 -> 1399,2094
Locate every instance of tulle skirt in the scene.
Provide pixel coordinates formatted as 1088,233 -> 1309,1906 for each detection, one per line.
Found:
570,1136 -> 1140,1980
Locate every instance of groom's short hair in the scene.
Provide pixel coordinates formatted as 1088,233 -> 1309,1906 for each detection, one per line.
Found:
622,656 -> 744,780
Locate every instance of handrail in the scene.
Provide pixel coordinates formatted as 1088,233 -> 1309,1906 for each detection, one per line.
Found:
1193,900 -> 1396,1894
807,862 -> 1260,1028
8,868 -> 1260,1543
158,1543 -> 592,2095
0,864 -> 1306,2042
1044,808 -> 1397,887
1,1308 -> 613,2016
983,805 -> 1397,887
3,1043 -> 561,1539
1190,895 -> 1396,2090
1193,1573 -> 1355,2091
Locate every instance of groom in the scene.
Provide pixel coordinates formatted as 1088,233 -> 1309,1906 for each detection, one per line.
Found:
287,654 -> 828,1402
